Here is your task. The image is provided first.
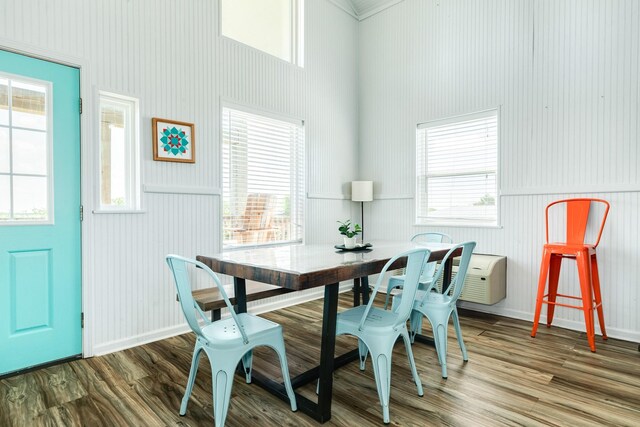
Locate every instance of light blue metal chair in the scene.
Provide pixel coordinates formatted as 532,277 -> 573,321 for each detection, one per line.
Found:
383,232 -> 453,310
393,241 -> 476,379
335,248 -> 430,424
166,255 -> 297,427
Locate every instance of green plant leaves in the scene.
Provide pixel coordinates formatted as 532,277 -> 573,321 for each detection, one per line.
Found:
337,220 -> 361,238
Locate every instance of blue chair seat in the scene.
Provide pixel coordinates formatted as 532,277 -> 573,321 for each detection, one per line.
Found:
201,313 -> 282,349
396,289 -> 452,306
337,305 -> 400,332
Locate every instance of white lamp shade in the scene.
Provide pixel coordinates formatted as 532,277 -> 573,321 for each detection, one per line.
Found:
351,181 -> 373,202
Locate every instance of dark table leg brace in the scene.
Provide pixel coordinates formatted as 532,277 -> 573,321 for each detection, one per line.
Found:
352,276 -> 370,307
234,280 -> 349,423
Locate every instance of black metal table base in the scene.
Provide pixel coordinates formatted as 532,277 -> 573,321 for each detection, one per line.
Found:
246,347 -> 360,423
233,280 -> 342,423
233,275 -> 436,423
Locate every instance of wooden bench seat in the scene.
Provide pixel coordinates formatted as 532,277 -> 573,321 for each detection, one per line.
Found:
191,282 -> 293,321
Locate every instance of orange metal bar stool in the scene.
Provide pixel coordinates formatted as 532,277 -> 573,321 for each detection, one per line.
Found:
531,198 -> 610,352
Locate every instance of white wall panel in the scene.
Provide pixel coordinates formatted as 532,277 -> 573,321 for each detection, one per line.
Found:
0,0 -> 359,353
360,0 -> 640,342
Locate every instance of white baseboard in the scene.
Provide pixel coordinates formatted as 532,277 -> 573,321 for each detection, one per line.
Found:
93,323 -> 192,356
92,282 -> 353,357
458,301 -> 640,343
93,284 -> 639,357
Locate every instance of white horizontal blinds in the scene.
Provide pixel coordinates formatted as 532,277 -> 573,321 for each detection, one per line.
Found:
222,107 -> 304,248
417,110 -> 498,224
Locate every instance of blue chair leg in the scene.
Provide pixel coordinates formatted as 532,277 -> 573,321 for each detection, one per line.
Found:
384,277 -> 403,310
210,360 -> 237,427
358,338 -> 369,370
371,351 -> 393,424
180,344 -> 204,416
242,350 -> 253,383
401,330 -> 423,396
451,309 -> 468,361
430,317 -> 449,379
409,310 -> 423,343
383,292 -> 392,310
272,336 -> 298,411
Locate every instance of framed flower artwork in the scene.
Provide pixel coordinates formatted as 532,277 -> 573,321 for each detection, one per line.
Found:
152,118 -> 195,163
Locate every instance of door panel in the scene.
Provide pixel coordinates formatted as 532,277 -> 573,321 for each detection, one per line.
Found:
0,49 -> 81,376
11,250 -> 51,332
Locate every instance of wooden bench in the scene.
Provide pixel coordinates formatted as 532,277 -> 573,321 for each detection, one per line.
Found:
191,281 -> 293,321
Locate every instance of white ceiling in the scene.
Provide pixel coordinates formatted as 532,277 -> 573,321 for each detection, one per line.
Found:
329,0 -> 403,20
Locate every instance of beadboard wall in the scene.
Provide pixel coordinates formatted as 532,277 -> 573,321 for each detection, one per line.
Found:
0,0 -> 360,355
3,0 -> 639,357
359,0 -> 640,342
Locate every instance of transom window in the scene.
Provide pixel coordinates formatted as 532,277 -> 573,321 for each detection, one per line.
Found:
221,0 -> 303,65
222,106 -> 305,249
416,109 -> 499,226
0,75 -> 52,224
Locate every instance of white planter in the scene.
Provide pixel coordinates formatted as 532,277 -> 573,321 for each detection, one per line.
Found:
343,236 -> 357,249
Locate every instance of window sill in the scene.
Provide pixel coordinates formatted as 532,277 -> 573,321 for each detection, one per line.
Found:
0,220 -> 54,226
92,209 -> 146,214
415,222 -> 502,229
223,240 -> 303,252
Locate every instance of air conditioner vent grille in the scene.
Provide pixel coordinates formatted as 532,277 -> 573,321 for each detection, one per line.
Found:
434,254 -> 506,305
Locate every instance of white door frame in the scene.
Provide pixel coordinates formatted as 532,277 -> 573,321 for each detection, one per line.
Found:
0,37 -> 96,357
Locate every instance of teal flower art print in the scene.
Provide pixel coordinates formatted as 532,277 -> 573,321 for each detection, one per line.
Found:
152,118 -> 195,163
161,126 -> 189,156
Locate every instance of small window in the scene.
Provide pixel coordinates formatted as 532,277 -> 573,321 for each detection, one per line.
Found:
221,0 -> 303,65
98,92 -> 140,210
416,109 -> 499,226
0,75 -> 52,224
222,106 -> 305,249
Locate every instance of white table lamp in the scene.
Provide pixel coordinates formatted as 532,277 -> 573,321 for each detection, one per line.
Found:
351,181 -> 373,242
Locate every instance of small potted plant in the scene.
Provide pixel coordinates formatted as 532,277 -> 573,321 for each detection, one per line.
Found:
337,220 -> 362,249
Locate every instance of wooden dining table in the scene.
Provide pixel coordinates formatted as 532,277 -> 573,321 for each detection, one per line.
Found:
196,240 -> 459,423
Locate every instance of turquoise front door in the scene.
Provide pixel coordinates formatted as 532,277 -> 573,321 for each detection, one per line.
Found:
0,49 -> 81,376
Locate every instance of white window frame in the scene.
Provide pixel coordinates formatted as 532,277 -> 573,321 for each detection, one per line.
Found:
96,91 -> 141,212
219,0 -> 304,67
221,102 -> 305,250
416,108 -> 500,227
0,73 -> 54,226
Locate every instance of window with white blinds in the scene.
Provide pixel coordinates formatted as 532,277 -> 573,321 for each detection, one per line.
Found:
416,109 -> 498,225
222,106 -> 305,248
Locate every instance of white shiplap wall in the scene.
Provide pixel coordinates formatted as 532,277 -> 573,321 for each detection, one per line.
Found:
359,0 -> 640,342
0,0 -> 359,355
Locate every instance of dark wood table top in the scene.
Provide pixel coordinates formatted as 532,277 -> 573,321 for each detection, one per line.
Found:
196,240 -> 458,291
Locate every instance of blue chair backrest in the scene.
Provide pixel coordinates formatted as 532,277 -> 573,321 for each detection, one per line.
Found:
358,248 -> 430,331
411,232 -> 453,282
419,241 -> 476,305
166,254 -> 250,344
411,232 -> 453,244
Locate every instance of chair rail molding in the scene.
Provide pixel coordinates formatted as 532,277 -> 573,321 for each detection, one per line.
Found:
143,185 -> 221,196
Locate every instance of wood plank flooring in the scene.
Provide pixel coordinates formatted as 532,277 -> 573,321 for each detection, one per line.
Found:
2,292 -> 639,426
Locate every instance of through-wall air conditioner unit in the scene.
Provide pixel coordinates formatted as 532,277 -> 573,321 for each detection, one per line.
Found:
435,254 -> 507,305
